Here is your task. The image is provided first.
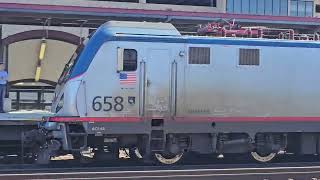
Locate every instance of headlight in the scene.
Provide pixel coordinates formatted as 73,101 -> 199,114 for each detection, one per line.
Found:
56,94 -> 64,113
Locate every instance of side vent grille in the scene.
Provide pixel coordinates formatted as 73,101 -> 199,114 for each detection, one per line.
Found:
189,47 -> 210,64
239,48 -> 260,66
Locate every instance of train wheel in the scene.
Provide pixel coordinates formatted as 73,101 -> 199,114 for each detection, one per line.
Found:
251,152 -> 276,163
154,151 -> 184,165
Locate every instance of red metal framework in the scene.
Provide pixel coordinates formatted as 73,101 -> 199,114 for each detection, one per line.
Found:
197,19 -> 320,41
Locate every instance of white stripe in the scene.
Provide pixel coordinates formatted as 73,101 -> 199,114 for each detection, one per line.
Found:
26,170 -> 320,180
3,166 -> 320,177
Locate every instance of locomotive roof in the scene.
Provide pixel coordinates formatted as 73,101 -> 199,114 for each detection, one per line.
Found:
113,34 -> 320,48
97,21 -> 320,49
102,21 -> 181,36
69,21 -> 320,80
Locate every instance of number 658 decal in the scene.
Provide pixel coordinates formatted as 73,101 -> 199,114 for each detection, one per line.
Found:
92,96 -> 124,112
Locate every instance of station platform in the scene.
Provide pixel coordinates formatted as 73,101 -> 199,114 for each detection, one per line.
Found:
0,110 -> 54,141
0,110 -> 54,125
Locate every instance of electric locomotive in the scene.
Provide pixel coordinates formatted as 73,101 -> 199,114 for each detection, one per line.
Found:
30,21 -> 320,165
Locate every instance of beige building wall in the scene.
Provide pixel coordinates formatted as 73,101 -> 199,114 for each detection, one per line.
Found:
8,39 -> 77,83
2,24 -> 89,84
0,0 -> 227,13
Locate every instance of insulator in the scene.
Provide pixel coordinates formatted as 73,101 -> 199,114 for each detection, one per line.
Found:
289,30 -> 294,40
258,29 -> 263,38
315,33 -> 319,41
247,29 -> 252,38
278,32 -> 284,39
222,28 -> 226,37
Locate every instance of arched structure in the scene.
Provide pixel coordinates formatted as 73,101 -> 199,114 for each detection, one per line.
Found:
1,29 -> 82,110
2,29 -> 81,86
2,29 -> 81,46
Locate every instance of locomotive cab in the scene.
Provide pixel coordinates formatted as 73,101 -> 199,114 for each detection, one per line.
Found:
52,21 -> 181,117
40,21 -> 188,164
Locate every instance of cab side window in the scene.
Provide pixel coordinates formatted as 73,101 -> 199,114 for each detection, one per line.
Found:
123,49 -> 137,71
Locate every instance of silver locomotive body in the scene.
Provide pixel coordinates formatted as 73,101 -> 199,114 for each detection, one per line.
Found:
45,21 -> 320,164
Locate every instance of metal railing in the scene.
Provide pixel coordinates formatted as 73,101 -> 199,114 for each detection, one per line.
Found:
197,20 -> 320,41
9,85 -> 55,110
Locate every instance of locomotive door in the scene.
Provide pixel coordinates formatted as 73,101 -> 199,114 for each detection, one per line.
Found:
144,49 -> 172,118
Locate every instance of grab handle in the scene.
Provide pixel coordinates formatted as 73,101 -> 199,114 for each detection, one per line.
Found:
139,60 -> 146,116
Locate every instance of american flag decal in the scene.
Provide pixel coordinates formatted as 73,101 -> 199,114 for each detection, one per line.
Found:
119,72 -> 136,85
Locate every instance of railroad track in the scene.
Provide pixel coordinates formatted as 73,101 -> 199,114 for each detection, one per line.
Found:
1,155 -> 320,179
1,164 -> 320,180
2,161 -> 320,180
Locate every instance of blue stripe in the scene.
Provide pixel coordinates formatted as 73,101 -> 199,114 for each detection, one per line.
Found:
70,26 -> 113,79
114,36 -> 320,48
70,24 -> 320,79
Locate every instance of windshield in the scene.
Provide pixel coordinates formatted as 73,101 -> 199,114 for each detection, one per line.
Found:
57,42 -> 85,85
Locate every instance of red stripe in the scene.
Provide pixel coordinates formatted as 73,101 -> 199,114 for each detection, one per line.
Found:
68,73 -> 84,81
49,116 -> 320,123
1,3 -> 320,24
120,80 -> 136,83
174,117 -> 320,122
49,117 -> 141,122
